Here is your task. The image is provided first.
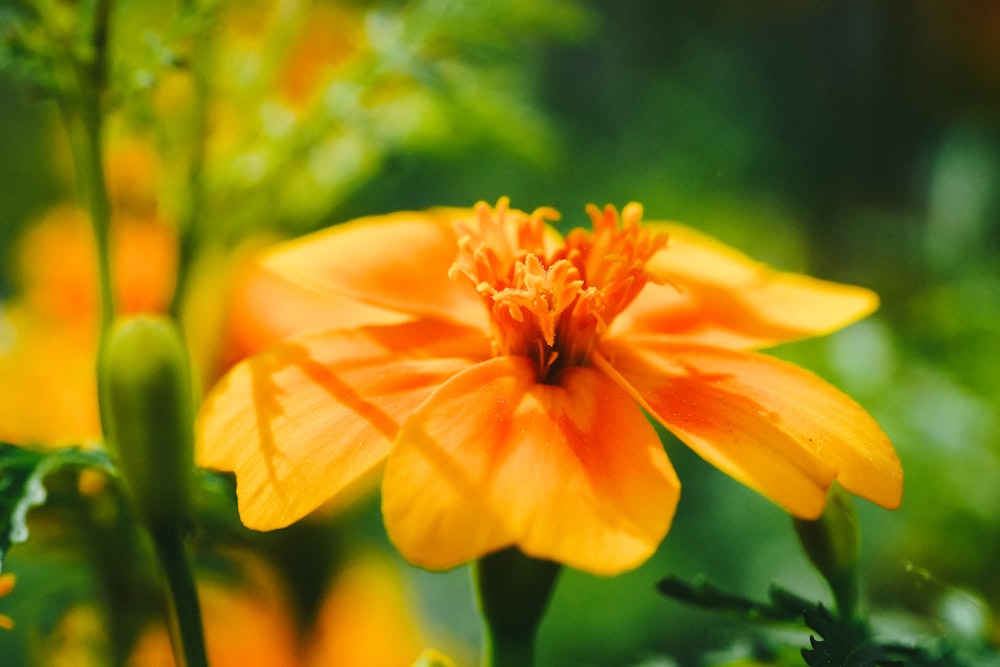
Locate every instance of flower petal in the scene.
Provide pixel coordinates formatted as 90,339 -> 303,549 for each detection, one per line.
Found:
196,321 -> 489,529
382,356 -> 679,575
611,223 -> 879,349
261,209 -> 487,329
219,259 -> 410,370
599,339 -> 902,518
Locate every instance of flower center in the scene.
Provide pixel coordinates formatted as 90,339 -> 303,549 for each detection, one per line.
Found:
450,198 -> 667,382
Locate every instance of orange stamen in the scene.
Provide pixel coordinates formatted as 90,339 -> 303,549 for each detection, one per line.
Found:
450,198 -> 667,382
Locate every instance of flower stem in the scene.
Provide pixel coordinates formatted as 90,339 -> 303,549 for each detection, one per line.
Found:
168,2 -> 212,321
793,483 -> 861,620
61,0 -> 116,332
150,529 -> 209,667
473,548 -> 561,667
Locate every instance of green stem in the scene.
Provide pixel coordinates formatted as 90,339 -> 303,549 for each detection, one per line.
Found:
150,530 -> 209,667
79,84 -> 116,331
168,5 -> 211,320
473,548 -> 561,667
793,484 -> 862,621
827,566 -> 860,622
59,0 -> 116,332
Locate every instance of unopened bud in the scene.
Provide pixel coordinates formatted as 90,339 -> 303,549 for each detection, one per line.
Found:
100,315 -> 195,532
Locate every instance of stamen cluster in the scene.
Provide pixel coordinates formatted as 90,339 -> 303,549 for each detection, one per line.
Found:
450,198 -> 666,382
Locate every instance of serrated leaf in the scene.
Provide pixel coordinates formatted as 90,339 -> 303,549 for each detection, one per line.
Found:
658,575 -> 807,624
660,574 -> 981,666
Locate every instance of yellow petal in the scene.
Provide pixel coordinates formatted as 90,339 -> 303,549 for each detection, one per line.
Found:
599,339 -> 902,518
382,356 -> 679,575
610,223 -> 879,349
261,210 -> 487,330
196,321 -> 488,529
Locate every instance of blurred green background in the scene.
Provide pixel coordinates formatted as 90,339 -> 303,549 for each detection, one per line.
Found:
2,0 -> 999,665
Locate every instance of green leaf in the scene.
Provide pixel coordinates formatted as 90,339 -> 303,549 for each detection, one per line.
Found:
802,604 -> 970,667
800,604 -> 886,666
0,443 -> 114,573
659,574 -> 980,666
657,575 -> 808,624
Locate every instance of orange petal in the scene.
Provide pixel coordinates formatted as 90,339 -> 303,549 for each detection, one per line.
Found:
261,210 -> 487,330
598,339 -> 902,518
382,356 -> 679,575
610,223 -> 879,348
219,259 -> 410,369
196,321 -> 489,529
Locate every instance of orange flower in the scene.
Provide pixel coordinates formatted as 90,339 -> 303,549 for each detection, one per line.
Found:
197,198 -> 902,575
127,553 -> 301,667
302,557 -> 429,667
126,551 -> 438,667
0,573 -> 15,630
0,206 -> 177,445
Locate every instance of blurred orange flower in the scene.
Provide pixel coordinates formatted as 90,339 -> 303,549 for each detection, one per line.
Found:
0,573 -> 15,630
197,198 -> 902,575
0,134 -> 179,446
0,205 -> 177,446
127,552 -> 430,667
128,554 -> 300,667
302,557 -> 427,667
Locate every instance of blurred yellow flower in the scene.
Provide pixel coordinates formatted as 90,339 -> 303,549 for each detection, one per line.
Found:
198,198 -> 902,575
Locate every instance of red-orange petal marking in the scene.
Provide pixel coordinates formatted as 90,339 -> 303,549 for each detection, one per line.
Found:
382,356 -> 679,575
610,223 -> 879,349
599,339 -> 902,518
261,210 -> 487,330
196,321 -> 489,529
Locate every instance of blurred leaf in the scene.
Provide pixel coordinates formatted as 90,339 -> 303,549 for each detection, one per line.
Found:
657,575 -> 810,624
0,443 -> 43,572
800,604 -> 882,666
0,443 -> 113,573
802,604 -> 967,667
0,7 -> 61,95
660,574 -> 978,666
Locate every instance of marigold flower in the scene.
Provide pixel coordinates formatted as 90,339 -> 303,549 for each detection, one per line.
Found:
197,198 -> 902,575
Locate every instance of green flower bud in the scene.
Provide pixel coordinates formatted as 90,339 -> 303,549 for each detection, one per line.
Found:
100,315 -> 196,532
793,483 -> 860,618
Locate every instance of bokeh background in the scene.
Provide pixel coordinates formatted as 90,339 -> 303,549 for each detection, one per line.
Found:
2,0 -> 999,665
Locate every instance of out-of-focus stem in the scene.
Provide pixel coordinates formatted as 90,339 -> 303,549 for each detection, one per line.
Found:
169,3 -> 212,320
64,0 -> 116,332
151,529 -> 209,667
